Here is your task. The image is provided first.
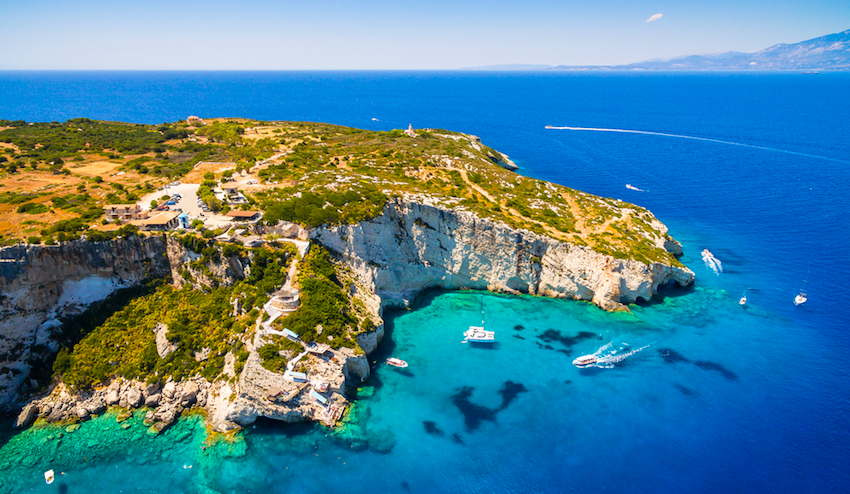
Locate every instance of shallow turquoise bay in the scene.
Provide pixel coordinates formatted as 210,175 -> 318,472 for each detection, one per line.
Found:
2,269 -> 837,492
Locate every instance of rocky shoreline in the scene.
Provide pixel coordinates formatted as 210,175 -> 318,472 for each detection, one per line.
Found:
2,196 -> 693,434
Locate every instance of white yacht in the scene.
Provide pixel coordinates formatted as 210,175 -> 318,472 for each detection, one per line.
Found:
572,355 -> 598,367
794,291 -> 807,306
386,357 -> 408,368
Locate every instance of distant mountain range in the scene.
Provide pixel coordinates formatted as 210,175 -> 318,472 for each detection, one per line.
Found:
467,29 -> 850,71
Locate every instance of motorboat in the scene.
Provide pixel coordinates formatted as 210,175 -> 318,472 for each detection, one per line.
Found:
572,355 -> 598,367
386,357 -> 408,368
44,470 -> 55,484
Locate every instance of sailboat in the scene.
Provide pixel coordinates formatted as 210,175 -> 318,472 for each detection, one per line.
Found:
794,271 -> 809,306
463,295 -> 495,343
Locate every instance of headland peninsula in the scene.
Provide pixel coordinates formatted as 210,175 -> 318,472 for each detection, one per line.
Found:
0,117 -> 693,434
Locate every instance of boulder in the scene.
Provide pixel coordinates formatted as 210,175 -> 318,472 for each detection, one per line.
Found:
75,407 -> 90,421
105,389 -> 120,405
162,382 -> 177,400
144,382 -> 161,397
157,409 -> 177,426
149,421 -> 169,434
144,410 -> 156,426
145,393 -> 161,407
155,323 -> 177,358
86,398 -> 107,415
126,386 -> 143,408
179,382 -> 199,407
46,407 -> 65,423
14,403 -> 38,428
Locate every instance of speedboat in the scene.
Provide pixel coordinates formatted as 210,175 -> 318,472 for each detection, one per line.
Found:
794,291 -> 807,306
572,355 -> 597,367
386,357 -> 408,368
44,470 -> 55,485
739,295 -> 747,305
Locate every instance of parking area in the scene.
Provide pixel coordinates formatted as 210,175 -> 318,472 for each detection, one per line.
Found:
139,182 -> 250,230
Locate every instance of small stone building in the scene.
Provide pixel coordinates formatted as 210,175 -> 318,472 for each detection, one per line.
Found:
104,204 -> 147,223
131,211 -> 179,231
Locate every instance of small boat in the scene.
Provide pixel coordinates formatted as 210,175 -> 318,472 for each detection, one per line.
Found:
625,184 -> 645,192
386,357 -> 408,368
572,355 -> 597,367
463,326 -> 495,343
739,295 -> 747,305
44,470 -> 55,484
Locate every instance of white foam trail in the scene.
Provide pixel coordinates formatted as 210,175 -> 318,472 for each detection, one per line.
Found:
592,342 -> 613,356
546,126 -> 848,163
626,184 -> 645,192
701,249 -> 723,275
587,342 -> 651,369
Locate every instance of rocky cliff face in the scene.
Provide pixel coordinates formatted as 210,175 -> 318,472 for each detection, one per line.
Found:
2,196 -> 694,431
0,236 -> 170,410
312,197 -> 694,315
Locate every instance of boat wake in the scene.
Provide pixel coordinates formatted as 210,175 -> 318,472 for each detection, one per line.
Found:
574,342 -> 652,369
625,184 -> 645,192
701,249 -> 723,275
544,125 -> 849,163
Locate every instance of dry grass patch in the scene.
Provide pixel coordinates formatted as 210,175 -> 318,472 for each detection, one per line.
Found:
182,162 -> 238,184
70,160 -> 124,177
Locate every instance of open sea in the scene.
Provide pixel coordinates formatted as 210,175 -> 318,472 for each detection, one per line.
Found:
0,71 -> 848,493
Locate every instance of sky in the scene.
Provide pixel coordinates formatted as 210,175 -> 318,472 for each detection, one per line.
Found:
0,0 -> 847,70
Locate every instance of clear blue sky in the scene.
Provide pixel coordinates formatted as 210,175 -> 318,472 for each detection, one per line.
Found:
1,0 -> 847,69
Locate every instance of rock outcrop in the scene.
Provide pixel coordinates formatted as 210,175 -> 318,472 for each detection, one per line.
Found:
0,236 -> 170,410
313,197 -> 694,313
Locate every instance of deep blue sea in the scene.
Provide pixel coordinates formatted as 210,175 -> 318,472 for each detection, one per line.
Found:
1,71 -> 849,493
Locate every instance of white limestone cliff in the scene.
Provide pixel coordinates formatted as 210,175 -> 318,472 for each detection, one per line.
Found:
313,197 -> 694,315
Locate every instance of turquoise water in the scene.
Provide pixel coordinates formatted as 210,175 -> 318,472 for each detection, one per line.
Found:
1,71 -> 848,492
2,279 -> 841,492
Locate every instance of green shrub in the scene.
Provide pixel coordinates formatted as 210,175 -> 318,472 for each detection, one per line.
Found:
17,202 -> 49,214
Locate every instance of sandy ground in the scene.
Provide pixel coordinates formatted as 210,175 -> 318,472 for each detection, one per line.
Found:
69,160 -> 124,177
182,162 -> 237,184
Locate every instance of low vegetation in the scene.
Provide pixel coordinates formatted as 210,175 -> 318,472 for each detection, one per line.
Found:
51,242 -> 297,390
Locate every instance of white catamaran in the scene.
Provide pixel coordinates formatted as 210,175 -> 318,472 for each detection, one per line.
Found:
463,295 -> 495,343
